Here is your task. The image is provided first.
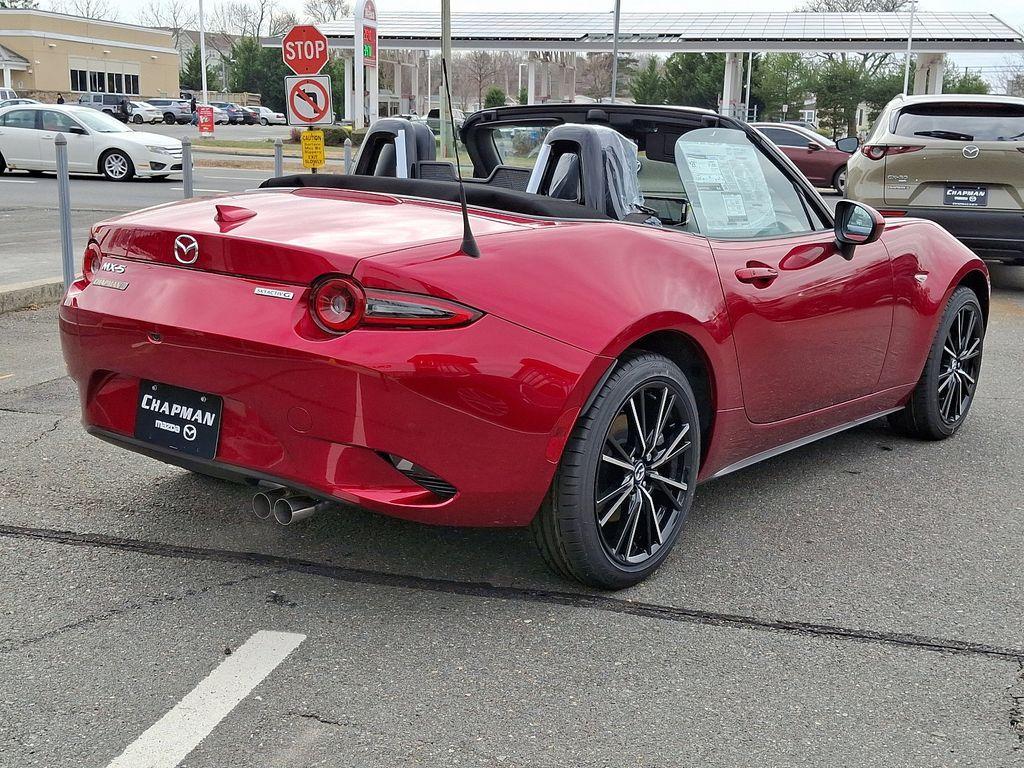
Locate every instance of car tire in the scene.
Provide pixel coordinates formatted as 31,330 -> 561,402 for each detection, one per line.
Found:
100,149 -> 135,182
833,167 -> 847,195
531,352 -> 701,589
163,113 -> 175,124
889,286 -> 984,440
260,118 -> 269,126
132,114 -> 143,124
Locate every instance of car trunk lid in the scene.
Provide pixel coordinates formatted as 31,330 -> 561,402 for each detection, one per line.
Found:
94,187 -> 530,285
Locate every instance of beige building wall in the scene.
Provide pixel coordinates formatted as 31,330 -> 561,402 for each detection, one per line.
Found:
0,9 -> 179,98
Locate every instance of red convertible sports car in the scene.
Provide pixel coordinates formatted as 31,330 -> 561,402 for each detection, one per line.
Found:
60,104 -> 988,588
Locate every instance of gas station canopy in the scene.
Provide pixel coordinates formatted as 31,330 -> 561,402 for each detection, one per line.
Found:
300,12 -> 1024,54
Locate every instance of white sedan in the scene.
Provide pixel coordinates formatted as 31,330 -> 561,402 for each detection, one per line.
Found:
0,104 -> 183,181
130,101 -> 164,124
255,106 -> 286,126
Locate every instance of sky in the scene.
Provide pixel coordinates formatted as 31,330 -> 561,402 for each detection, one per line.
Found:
81,0 -> 1024,85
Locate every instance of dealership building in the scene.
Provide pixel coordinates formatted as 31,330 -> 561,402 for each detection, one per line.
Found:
0,9 -> 179,99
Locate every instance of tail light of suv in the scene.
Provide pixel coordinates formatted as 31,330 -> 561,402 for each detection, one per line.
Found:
860,145 -> 924,161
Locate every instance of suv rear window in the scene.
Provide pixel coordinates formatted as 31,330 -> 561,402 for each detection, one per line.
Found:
894,102 -> 1024,142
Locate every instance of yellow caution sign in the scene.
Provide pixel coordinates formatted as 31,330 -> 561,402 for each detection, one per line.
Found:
301,129 -> 325,170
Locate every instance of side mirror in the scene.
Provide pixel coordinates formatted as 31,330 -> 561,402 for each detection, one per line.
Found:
68,125 -> 87,135
807,142 -> 822,151
835,136 -> 860,154
834,199 -> 884,260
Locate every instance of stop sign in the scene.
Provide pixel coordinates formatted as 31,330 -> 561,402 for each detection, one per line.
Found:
282,25 -> 329,76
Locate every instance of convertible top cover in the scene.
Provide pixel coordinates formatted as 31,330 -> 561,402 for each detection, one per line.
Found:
259,173 -> 612,221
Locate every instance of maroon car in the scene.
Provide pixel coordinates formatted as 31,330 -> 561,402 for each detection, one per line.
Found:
753,122 -> 850,194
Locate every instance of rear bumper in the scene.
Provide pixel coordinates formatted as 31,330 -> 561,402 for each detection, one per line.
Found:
59,275 -> 608,527
898,207 -> 1024,264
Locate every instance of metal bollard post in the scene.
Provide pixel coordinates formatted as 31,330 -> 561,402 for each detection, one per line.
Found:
181,137 -> 194,198
273,137 -> 283,177
55,134 -> 75,290
344,138 -> 353,175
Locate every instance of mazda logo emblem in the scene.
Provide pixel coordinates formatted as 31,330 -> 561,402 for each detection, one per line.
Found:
962,145 -> 980,159
173,234 -> 199,265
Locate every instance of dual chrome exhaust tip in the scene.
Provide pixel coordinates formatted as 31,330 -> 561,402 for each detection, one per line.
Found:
252,486 -> 330,526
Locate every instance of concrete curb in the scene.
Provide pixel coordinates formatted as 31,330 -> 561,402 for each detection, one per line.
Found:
0,278 -> 65,315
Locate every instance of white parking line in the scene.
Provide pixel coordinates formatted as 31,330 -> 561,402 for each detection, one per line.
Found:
169,187 -> 230,193
0,179 -> 38,184
105,630 -> 305,768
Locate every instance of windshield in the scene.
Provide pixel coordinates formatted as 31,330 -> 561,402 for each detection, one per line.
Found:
895,102 -> 1024,142
76,109 -> 131,133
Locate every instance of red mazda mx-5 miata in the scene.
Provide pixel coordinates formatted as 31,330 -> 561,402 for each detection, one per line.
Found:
60,104 -> 988,588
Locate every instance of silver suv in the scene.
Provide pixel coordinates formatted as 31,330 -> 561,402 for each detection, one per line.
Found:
78,93 -> 133,119
145,98 -> 193,125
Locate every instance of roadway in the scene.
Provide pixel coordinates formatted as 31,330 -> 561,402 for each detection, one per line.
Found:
0,267 -> 1022,765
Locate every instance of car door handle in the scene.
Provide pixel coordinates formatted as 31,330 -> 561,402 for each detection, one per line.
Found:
735,266 -> 779,285
41,134 -> 53,140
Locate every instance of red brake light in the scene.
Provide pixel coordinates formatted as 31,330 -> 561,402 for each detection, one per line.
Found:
309,278 -> 482,334
877,209 -> 907,217
311,277 -> 364,333
860,144 -> 923,160
82,240 -> 102,282
363,290 -> 482,329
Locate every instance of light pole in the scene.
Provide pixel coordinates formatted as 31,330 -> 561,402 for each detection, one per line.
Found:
610,0 -> 622,102
902,0 -> 918,96
198,0 -> 209,104
440,0 -> 452,158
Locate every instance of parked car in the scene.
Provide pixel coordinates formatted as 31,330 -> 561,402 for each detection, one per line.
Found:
254,106 -> 286,125
145,98 -> 193,125
129,101 -> 163,124
426,106 -> 466,134
844,93 -> 1024,265
57,103 -> 989,589
77,93 -> 136,121
210,101 -> 254,125
210,105 -> 229,124
0,87 -> 17,101
752,122 -> 850,193
0,104 -> 183,180
0,98 -> 39,109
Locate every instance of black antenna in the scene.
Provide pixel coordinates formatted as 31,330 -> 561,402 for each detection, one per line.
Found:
441,57 -> 480,258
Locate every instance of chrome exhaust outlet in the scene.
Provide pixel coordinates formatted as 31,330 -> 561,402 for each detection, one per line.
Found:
252,487 -> 288,520
273,495 -> 328,526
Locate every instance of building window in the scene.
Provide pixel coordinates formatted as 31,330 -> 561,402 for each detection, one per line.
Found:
70,69 -> 87,92
90,71 -> 105,92
125,74 -> 139,95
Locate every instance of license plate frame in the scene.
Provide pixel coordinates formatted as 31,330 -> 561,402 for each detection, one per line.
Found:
943,184 -> 988,208
134,380 -> 223,460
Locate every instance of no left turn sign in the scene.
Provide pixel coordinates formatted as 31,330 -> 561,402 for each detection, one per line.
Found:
285,75 -> 333,126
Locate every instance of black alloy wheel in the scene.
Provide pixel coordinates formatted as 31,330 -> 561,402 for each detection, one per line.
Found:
532,352 -> 700,589
890,286 -> 984,439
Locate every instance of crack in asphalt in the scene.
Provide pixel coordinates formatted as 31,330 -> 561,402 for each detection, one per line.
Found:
12,414 -> 71,453
1010,662 -> 1024,749
1,523 -> 1022,664
0,569 -> 277,654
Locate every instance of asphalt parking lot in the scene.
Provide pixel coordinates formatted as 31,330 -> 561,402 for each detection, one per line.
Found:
1,264 -> 1022,766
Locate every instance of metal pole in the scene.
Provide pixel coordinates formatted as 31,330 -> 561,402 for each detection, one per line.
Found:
744,52 -> 753,121
902,0 -> 917,96
198,0 -> 209,105
344,137 -> 353,174
440,0 -> 452,158
181,137 -> 194,198
55,134 -> 75,290
273,137 -> 283,177
610,0 -> 622,102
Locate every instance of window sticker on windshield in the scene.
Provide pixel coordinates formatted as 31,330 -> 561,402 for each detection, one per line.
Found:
675,136 -> 777,236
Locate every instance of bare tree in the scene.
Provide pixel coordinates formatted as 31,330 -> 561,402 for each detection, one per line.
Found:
997,54 -> 1024,96
137,0 -> 197,48
303,0 -> 350,23
47,0 -> 118,20
460,51 -> 500,109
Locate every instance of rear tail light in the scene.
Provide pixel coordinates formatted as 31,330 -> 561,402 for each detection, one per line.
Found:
82,240 -> 103,283
310,277 -> 482,334
860,145 -> 924,161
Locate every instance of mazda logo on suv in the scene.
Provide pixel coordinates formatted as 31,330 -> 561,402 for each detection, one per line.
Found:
173,234 -> 199,265
962,145 -> 980,159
